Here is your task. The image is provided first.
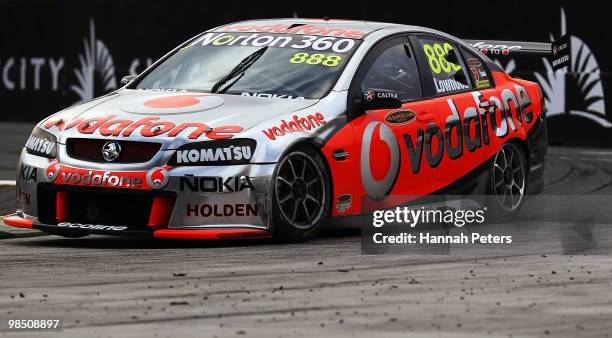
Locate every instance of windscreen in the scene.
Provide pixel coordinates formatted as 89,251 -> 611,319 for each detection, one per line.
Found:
134,32 -> 362,99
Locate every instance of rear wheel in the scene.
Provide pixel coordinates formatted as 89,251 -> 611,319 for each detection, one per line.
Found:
271,146 -> 330,242
487,141 -> 527,218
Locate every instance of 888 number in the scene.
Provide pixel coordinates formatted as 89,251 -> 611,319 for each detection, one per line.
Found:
289,53 -> 342,67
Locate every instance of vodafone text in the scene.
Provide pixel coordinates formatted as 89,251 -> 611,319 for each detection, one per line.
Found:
60,171 -> 143,188
403,85 -> 532,173
44,115 -> 242,140
263,113 -> 326,140
220,23 -> 365,39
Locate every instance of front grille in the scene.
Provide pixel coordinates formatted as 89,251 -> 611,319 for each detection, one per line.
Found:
66,138 -> 161,163
37,184 -> 175,231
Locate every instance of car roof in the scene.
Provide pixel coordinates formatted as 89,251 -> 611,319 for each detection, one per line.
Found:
215,18 -> 434,39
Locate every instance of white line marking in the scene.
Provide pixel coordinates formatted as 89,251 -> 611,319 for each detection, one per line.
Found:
0,180 -> 16,186
559,156 -> 612,163
580,150 -> 612,156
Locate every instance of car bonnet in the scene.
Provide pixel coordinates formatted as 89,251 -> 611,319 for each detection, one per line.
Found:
41,90 -> 319,148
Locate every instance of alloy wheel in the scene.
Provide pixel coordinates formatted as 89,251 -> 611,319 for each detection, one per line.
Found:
493,143 -> 526,211
275,152 -> 326,229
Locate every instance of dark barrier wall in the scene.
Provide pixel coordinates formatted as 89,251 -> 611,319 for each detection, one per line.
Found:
0,0 -> 609,146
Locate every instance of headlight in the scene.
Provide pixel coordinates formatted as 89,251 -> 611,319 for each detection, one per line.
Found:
168,139 -> 256,166
25,127 -> 57,158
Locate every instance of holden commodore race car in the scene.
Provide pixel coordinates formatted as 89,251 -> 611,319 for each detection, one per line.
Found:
5,19 -> 564,242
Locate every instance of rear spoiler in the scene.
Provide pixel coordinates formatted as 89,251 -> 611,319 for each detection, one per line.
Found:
464,35 -> 570,70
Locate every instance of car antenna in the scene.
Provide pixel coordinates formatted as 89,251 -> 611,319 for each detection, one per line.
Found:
362,5 -> 368,23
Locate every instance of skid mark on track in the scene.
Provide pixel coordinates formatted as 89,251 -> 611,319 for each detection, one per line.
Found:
544,163 -> 575,187
583,162 -> 612,194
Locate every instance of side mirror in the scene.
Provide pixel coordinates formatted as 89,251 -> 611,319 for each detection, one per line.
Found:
121,75 -> 138,85
361,88 -> 402,111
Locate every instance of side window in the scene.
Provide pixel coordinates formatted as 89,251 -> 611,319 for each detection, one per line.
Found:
360,41 -> 422,101
415,36 -> 472,95
460,47 -> 494,90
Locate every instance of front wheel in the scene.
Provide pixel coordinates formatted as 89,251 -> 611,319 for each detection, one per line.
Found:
487,141 -> 528,218
271,146 -> 330,242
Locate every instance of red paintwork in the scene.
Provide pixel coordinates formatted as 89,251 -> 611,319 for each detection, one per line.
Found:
148,197 -> 175,230
321,121 -> 356,216
323,71 -> 542,215
3,215 -> 34,229
153,228 -> 271,240
56,191 -> 68,222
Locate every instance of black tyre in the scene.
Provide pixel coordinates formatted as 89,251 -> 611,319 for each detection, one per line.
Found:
487,141 -> 528,218
271,146 -> 330,242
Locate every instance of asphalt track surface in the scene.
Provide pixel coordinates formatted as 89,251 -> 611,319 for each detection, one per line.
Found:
2,139 -> 612,337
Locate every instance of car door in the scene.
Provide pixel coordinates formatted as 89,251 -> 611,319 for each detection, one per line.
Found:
412,35 -> 494,191
348,36 -> 440,212
457,45 -> 506,168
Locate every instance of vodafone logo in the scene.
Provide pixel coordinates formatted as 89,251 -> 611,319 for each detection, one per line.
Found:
144,95 -> 206,108
45,162 -> 61,182
360,122 -> 400,200
121,94 -> 224,115
146,167 -> 169,190
41,163 -> 169,190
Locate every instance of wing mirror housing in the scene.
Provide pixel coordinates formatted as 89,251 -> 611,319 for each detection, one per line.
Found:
361,88 -> 402,111
121,75 -> 138,85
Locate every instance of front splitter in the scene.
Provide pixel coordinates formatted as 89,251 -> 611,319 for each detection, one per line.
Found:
4,214 -> 271,240
153,228 -> 272,240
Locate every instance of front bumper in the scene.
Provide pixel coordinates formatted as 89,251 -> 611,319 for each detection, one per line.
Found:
3,215 -> 271,239
12,150 -> 276,239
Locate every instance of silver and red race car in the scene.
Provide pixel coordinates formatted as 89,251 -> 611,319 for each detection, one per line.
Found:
6,19 -> 560,241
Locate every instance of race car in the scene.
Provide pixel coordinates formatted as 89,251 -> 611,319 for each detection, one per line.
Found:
5,18 -> 559,241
